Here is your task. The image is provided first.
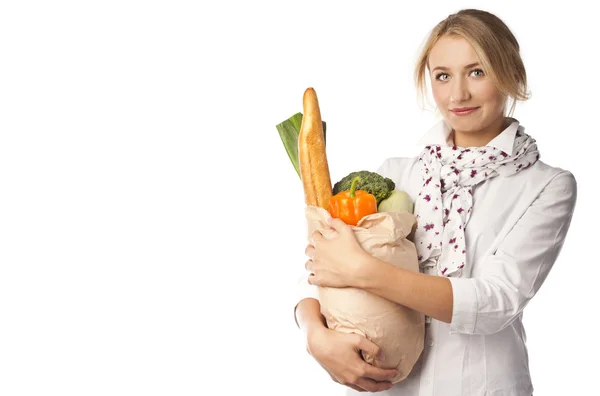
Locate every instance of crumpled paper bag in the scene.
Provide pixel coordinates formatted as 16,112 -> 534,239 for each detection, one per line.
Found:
305,205 -> 425,383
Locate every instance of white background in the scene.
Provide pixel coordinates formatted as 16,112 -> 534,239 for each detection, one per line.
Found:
0,1 -> 597,395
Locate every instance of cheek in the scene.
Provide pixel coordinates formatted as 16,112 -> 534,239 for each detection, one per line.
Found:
431,85 -> 448,107
477,84 -> 503,108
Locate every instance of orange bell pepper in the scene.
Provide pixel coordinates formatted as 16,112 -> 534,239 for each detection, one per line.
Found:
328,176 -> 378,226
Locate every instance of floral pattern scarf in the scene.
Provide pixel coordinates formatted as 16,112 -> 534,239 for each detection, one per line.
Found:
413,121 -> 540,277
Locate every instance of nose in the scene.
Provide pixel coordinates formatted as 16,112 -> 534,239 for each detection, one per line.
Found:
450,76 -> 471,104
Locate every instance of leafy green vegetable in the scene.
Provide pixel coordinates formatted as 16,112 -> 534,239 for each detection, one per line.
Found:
332,170 -> 395,206
276,112 -> 326,178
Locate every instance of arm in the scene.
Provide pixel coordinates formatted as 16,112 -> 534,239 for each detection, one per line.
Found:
447,171 -> 577,334
358,259 -> 454,323
293,264 -> 323,330
355,171 -> 577,334
295,298 -> 327,338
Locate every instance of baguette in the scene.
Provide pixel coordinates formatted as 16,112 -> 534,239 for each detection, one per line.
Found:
298,87 -> 333,209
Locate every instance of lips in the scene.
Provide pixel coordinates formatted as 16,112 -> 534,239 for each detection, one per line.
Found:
450,107 -> 479,116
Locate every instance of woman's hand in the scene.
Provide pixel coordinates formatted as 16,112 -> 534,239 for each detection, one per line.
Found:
305,217 -> 371,288
307,325 -> 398,393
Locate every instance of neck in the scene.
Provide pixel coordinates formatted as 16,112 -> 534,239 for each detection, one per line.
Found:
452,115 -> 508,148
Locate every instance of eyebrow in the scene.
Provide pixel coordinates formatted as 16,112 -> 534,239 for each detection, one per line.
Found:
431,62 -> 481,73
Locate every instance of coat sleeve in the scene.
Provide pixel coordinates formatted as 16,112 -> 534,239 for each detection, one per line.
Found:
448,170 -> 577,335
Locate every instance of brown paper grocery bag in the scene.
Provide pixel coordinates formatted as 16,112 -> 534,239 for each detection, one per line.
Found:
305,205 -> 425,384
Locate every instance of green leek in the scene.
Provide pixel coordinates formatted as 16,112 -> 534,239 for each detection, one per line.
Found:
276,112 -> 326,179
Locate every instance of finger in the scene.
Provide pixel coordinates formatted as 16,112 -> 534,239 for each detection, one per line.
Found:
347,384 -> 365,392
305,259 -> 314,271
307,273 -> 318,286
320,365 -> 363,392
361,362 -> 399,382
353,334 -> 380,359
304,244 -> 315,258
311,229 -> 324,245
355,377 -> 394,393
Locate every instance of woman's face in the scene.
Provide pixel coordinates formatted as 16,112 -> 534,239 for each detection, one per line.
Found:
428,35 -> 506,136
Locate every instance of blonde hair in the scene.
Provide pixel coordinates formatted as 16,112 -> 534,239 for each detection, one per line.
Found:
414,9 -> 529,117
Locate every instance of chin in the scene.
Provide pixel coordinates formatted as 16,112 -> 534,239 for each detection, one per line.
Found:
446,112 -> 486,132
446,116 -> 479,131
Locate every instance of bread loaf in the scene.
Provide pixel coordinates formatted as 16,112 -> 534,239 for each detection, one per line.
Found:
298,88 -> 333,209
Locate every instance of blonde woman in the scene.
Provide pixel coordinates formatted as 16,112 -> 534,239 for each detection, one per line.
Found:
296,8 -> 577,396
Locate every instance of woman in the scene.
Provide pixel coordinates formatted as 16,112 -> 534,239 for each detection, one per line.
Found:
294,8 -> 577,396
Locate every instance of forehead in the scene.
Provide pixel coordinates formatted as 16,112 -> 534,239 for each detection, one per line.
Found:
428,35 -> 481,69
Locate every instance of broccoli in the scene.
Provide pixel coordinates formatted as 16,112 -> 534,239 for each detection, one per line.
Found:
332,170 -> 395,206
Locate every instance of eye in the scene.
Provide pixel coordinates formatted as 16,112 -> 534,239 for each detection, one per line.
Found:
471,69 -> 485,77
435,72 -> 449,81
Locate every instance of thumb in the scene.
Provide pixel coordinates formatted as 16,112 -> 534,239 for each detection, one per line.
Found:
354,334 -> 380,359
327,216 -> 351,233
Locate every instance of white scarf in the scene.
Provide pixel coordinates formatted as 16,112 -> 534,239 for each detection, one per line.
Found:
413,119 -> 540,277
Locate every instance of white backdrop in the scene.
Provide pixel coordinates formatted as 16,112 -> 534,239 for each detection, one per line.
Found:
0,1 -> 597,395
